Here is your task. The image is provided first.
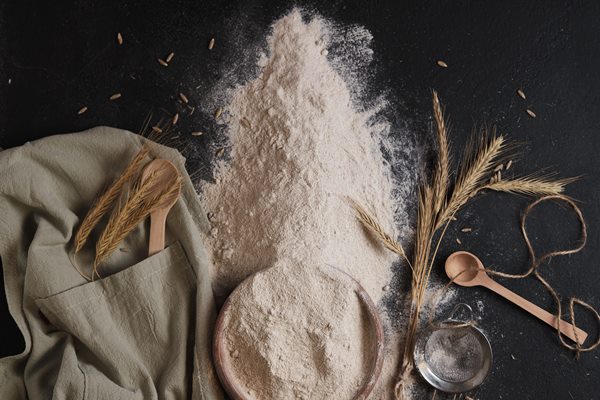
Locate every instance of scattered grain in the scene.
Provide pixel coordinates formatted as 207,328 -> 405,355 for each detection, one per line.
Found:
506,160 -> 513,170
208,37 -> 215,50
191,131 -> 204,136
172,113 -> 179,125
179,92 -> 189,103
215,147 -> 225,157
456,238 -> 462,245
437,60 -> 448,68
215,107 -> 223,119
117,32 -> 123,45
109,93 -> 122,100
77,106 -> 88,115
517,89 -> 526,100
240,117 -> 252,129
152,126 -> 163,133
461,228 -> 472,233
526,109 -> 536,118
511,354 -> 516,360
496,170 -> 502,181
158,58 -> 168,67
166,52 -> 175,62
189,106 -> 195,115
494,164 -> 504,172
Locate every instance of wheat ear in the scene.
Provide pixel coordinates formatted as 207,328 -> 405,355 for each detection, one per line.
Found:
432,90 -> 450,215
480,176 -> 577,196
436,132 -> 505,228
74,145 -> 150,252
93,172 -> 181,277
351,201 -> 412,270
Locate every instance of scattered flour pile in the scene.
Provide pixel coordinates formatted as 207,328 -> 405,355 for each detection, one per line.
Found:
221,263 -> 373,399
198,8 -> 431,400
201,9 -> 399,302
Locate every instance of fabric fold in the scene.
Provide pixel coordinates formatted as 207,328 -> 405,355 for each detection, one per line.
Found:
0,127 -> 224,399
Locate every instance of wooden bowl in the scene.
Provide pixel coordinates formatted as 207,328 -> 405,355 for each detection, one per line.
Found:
212,266 -> 385,400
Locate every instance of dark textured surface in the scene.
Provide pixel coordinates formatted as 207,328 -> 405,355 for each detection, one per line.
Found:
1,1 -> 600,398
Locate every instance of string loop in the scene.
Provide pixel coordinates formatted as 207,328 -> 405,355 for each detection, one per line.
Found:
430,195 -> 600,357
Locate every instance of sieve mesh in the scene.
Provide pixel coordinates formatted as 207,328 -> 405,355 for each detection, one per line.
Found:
424,326 -> 485,383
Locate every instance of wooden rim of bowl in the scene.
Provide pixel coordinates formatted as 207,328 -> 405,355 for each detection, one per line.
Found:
212,266 -> 385,400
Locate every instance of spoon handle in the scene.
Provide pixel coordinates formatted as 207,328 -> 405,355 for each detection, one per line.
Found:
148,209 -> 168,256
483,278 -> 588,345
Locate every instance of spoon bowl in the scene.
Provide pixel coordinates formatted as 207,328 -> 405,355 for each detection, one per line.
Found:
445,251 -> 484,286
140,159 -> 182,256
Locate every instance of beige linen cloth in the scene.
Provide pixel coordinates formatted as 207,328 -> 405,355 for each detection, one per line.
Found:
0,127 -> 224,399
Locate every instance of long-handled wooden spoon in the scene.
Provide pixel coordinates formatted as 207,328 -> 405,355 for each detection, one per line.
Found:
445,251 -> 588,345
140,159 -> 182,256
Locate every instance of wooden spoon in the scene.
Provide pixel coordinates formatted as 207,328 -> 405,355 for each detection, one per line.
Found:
445,251 -> 588,345
140,159 -> 182,256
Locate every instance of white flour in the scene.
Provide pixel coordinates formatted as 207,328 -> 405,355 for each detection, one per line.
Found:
197,8 -> 457,400
222,263 -> 372,400
200,10 -> 400,302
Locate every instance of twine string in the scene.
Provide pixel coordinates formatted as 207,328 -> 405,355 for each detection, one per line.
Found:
429,195 -> 600,357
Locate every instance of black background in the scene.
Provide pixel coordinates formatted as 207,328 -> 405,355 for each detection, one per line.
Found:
1,1 -> 600,399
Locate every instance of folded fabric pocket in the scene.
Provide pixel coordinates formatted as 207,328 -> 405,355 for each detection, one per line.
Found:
36,242 -> 197,400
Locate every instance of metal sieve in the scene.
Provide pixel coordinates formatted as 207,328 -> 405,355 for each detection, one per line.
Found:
413,304 -> 492,393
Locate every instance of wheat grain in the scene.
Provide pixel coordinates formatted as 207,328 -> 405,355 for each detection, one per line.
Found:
77,106 -> 88,115
117,32 -> 123,45
240,117 -> 252,129
526,109 -> 536,118
208,37 -> 215,50
179,93 -> 189,103
517,89 -> 526,100
172,113 -> 179,125
158,58 -> 168,67
109,93 -> 122,100
437,60 -> 448,68
166,52 -> 175,62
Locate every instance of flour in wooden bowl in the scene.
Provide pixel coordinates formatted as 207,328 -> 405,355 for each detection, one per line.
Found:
220,263 -> 375,400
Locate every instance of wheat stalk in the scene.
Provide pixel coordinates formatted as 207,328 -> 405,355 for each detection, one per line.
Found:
93,171 -> 182,278
350,91 -> 577,400
432,90 -> 449,215
436,132 -> 505,229
351,201 -> 412,270
74,145 -> 150,252
480,176 -> 577,196
358,91 -> 576,400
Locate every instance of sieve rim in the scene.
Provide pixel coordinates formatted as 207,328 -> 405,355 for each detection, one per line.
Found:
413,320 -> 493,393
